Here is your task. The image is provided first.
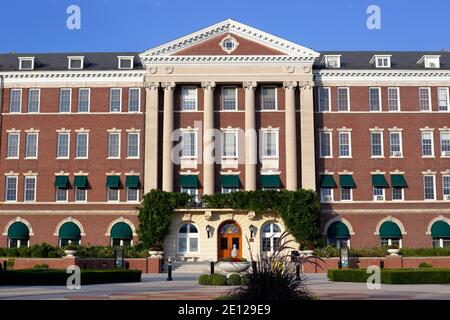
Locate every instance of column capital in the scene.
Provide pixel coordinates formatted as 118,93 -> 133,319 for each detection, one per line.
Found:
144,79 -> 160,91
243,81 -> 257,90
283,81 -> 298,90
201,81 -> 216,90
299,81 -> 314,90
161,81 -> 176,90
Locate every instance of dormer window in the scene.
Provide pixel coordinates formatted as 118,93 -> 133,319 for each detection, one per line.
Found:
68,56 -> 84,70
19,57 -> 35,70
371,55 -> 391,68
118,56 -> 134,70
418,55 -> 441,69
322,55 -> 341,68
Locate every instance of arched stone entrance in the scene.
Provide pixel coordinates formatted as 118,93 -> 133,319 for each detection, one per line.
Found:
217,220 -> 242,259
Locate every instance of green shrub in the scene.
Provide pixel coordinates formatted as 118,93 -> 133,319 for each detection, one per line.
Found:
314,246 -> 340,258
33,264 -> 49,269
241,275 -> 249,286
418,262 -> 433,268
227,274 -> 242,286
210,274 -> 227,286
400,247 -> 450,257
198,274 -> 211,285
349,247 -> 388,257
327,269 -> 369,282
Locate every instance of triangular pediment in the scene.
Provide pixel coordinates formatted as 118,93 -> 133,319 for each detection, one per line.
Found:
140,19 -> 319,63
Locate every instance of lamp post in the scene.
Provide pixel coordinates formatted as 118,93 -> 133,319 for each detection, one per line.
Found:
167,257 -> 173,281
249,224 -> 255,239
206,225 -> 212,238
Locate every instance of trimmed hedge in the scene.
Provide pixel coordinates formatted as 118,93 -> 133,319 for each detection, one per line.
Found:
328,268 -> 450,284
198,274 -> 212,285
198,274 -> 243,286
0,269 -> 142,286
211,274 -> 227,286
227,274 -> 242,286
399,247 -> 450,257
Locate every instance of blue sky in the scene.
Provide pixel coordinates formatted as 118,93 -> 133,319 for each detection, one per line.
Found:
1,0 -> 449,53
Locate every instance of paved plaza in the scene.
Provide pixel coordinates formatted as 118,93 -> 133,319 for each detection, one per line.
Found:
0,273 -> 450,300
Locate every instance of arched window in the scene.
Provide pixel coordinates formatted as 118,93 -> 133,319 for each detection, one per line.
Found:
431,220 -> 450,248
7,222 -> 30,248
110,222 -> 133,247
379,221 -> 402,247
58,222 -> 81,246
327,221 -> 350,249
178,223 -> 199,253
261,222 -> 281,253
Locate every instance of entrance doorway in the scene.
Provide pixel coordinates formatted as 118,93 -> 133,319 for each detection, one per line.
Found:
217,221 -> 242,259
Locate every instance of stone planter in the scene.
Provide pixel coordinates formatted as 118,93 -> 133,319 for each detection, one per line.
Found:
388,249 -> 400,256
217,262 -> 250,273
64,250 -> 77,258
148,250 -> 164,258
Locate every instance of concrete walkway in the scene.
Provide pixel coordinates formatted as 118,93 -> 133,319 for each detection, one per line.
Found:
0,273 -> 449,300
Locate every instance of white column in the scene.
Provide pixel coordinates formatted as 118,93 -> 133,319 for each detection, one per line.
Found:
300,81 -> 316,190
283,81 -> 298,191
243,81 -> 257,191
202,81 -> 216,195
144,80 -> 159,192
162,82 -> 175,192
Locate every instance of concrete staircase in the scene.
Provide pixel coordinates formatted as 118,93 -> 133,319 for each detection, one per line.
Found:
164,261 -> 212,274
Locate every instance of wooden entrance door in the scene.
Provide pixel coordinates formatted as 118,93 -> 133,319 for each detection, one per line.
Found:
218,221 -> 242,259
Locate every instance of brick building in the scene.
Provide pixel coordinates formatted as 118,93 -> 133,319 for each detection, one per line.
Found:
0,19 -> 449,261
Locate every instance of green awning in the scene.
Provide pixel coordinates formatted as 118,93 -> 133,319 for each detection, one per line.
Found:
379,221 -> 402,238
111,222 -> 133,239
73,176 -> 87,188
59,222 -> 81,240
7,222 -> 29,240
261,175 -> 281,188
320,175 -> 336,188
125,176 -> 140,188
391,174 -> 407,188
431,221 -> 450,238
179,175 -> 198,188
372,174 -> 388,188
327,221 -> 350,239
106,176 -> 120,188
339,175 -> 355,188
220,175 -> 240,188
54,176 -> 70,188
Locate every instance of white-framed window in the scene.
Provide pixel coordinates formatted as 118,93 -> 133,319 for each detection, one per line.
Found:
392,187 -> 404,201
261,222 -> 281,253
75,132 -> 89,159
261,130 -> 278,158
437,88 -> 449,112
181,86 -> 197,111
59,88 -> 72,113
371,132 -> 384,157
181,131 -> 197,158
77,88 -> 90,113
443,176 -> 450,200
340,188 -> 352,201
118,56 -> 134,70
369,87 -> 381,111
380,238 -> 402,248
222,130 -> 237,158
128,88 -> 140,112
389,132 -> 403,157
57,133 -> 70,159
423,56 -> 440,69
7,133 -> 20,159
320,188 -> 333,202
337,87 -> 350,112
324,55 -> 341,68
387,87 -> 400,111
27,88 -> 40,113
319,131 -> 332,158
318,87 -> 330,112
375,56 -> 391,68
55,187 -> 68,202
110,88 -> 122,112
440,131 -> 450,157
338,131 -> 351,157
68,56 -> 84,70
126,187 -> 139,202
432,237 -> 450,248
24,176 -> 36,202
75,187 -> 87,202
107,187 -> 120,202
419,87 -> 431,111
19,57 -> 34,70
222,86 -> 237,110
421,131 -> 434,157
9,89 -> 22,113
5,176 -> 18,202
423,175 -> 436,201
261,86 -> 277,110
108,132 -> 121,158
180,187 -> 199,203
127,132 -> 140,158
178,223 -> 199,253
25,133 -> 38,159
222,187 -> 239,194
373,187 -> 385,201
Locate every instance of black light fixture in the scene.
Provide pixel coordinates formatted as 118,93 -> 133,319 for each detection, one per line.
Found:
249,224 -> 255,239
206,225 -> 212,238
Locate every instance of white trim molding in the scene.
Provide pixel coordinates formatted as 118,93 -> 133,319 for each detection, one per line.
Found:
53,217 -> 86,236
373,216 -> 407,235
105,217 -> 138,237
2,217 -> 35,236
323,217 -> 355,236
425,215 -> 450,235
